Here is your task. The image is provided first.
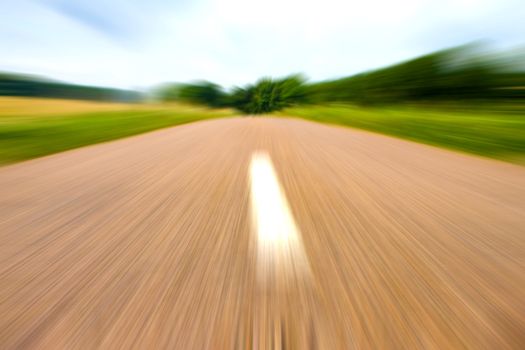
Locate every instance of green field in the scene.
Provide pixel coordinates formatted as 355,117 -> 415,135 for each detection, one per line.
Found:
278,104 -> 525,163
0,98 -> 234,165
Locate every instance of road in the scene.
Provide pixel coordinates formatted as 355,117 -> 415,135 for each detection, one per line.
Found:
0,117 -> 524,349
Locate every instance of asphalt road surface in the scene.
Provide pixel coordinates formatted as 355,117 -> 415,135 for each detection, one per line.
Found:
0,117 -> 524,349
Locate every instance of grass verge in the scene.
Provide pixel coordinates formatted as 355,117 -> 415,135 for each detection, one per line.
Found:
0,98 -> 235,165
278,104 -> 525,163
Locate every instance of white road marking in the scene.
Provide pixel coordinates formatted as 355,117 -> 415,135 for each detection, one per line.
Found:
250,151 -> 310,280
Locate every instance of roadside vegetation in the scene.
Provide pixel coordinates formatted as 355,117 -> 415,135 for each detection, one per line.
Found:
0,98 -> 234,165
278,104 -> 525,162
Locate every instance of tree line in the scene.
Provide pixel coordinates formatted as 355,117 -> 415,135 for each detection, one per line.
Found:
158,44 -> 525,113
0,73 -> 142,102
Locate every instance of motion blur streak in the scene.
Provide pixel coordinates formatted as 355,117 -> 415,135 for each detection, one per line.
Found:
0,117 -> 524,348
250,151 -> 310,280
249,151 -> 321,349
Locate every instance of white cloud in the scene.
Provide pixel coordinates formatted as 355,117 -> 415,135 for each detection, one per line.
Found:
0,0 -> 522,89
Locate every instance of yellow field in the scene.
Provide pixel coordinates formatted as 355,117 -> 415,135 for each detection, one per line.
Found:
0,97 -> 140,116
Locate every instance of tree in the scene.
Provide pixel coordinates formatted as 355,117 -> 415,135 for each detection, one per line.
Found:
229,75 -> 307,114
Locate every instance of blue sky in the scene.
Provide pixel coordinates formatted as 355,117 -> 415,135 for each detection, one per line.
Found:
1,0 -> 523,89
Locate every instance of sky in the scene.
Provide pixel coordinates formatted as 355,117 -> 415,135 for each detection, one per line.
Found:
1,0 -> 523,89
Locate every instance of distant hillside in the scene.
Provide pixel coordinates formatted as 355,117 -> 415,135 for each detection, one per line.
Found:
0,73 -> 143,102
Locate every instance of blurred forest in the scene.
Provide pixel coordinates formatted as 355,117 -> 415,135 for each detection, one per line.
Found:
158,44 -> 525,113
307,45 -> 525,105
0,73 -> 142,102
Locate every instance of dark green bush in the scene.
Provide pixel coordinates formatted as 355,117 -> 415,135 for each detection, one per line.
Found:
229,75 -> 308,114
